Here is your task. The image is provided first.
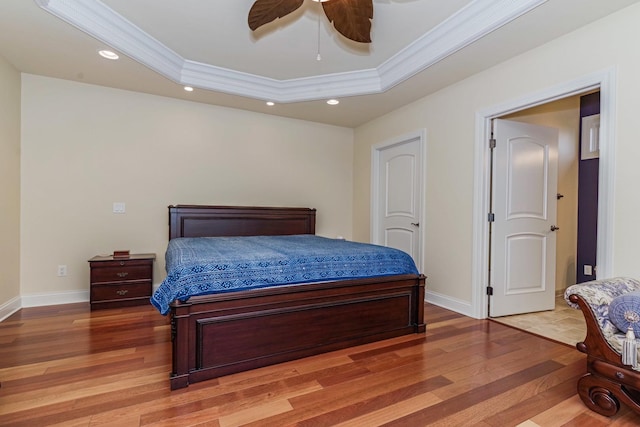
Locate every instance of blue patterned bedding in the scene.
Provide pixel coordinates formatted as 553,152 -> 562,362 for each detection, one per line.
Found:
151,234 -> 419,315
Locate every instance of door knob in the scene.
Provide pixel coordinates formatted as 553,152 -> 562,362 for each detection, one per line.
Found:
550,225 -> 560,231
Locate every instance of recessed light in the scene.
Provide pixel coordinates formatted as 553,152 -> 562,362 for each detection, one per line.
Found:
327,99 -> 339,105
184,86 -> 194,92
266,101 -> 275,106
98,50 -> 119,60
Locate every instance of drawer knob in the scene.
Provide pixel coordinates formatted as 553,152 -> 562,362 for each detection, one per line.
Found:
116,289 -> 129,296
116,272 -> 129,278
616,371 -> 625,379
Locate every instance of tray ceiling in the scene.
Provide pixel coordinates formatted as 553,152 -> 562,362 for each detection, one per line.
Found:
1,0 -> 638,126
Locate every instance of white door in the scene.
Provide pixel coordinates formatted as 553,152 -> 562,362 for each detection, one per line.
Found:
490,119 -> 559,317
373,135 -> 422,266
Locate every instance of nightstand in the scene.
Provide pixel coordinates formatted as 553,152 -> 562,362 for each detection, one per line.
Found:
88,253 -> 156,310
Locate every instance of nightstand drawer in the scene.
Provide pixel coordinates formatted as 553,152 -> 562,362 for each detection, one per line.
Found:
91,282 -> 152,302
91,264 -> 152,284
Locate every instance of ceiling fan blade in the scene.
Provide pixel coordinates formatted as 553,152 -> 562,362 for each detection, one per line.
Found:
248,0 -> 304,31
322,0 -> 373,43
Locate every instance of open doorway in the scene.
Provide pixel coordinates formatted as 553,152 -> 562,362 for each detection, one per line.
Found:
500,96 -> 582,298
489,94 -> 597,344
491,91 -> 601,311
471,69 -> 616,321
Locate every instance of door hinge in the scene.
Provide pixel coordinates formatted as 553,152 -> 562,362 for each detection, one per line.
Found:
489,138 -> 496,149
486,286 -> 494,296
488,213 -> 495,222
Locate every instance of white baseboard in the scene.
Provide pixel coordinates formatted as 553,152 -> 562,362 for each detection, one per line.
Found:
21,290 -> 90,308
0,296 -> 22,322
1,286 -> 162,321
425,289 -> 476,319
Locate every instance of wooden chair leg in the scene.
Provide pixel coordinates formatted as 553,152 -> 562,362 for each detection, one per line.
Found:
577,373 -> 620,417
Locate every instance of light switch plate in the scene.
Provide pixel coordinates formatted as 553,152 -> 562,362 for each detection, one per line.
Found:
113,202 -> 126,213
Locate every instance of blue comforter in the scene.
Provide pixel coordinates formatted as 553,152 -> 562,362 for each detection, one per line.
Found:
151,234 -> 418,315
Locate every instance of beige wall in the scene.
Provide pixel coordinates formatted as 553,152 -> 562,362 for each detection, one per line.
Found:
10,3 -> 640,316
20,75 -> 353,298
504,97 -> 581,293
0,54 -> 21,313
353,3 -> 640,312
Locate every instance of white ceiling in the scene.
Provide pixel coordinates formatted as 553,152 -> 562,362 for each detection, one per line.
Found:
1,0 -> 638,127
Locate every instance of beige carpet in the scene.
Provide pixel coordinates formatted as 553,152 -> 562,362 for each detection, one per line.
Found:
490,294 -> 586,346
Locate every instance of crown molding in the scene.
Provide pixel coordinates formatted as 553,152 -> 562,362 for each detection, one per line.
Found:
378,0 -> 547,90
182,59 -> 382,102
36,0 -> 184,80
36,0 -> 547,103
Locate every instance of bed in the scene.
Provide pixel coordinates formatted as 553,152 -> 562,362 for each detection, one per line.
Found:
156,205 -> 426,389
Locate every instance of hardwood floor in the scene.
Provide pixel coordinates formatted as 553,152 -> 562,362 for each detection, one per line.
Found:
1,302 -> 638,426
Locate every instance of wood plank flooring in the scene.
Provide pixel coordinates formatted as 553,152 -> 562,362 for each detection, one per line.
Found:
0,302 -> 638,426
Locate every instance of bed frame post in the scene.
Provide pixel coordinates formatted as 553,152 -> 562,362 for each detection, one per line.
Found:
170,301 -> 192,390
415,274 -> 426,332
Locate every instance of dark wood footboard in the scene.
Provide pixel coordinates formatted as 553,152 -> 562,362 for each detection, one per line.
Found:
170,274 -> 425,389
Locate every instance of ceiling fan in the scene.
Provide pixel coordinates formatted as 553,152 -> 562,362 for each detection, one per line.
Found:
248,0 -> 374,43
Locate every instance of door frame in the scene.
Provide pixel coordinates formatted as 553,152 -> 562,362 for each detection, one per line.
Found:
371,129 -> 426,273
471,68 -> 616,319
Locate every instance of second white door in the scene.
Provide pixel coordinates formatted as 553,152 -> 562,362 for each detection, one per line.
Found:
373,134 -> 422,267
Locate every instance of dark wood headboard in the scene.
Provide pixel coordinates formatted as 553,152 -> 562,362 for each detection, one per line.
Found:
168,205 -> 317,240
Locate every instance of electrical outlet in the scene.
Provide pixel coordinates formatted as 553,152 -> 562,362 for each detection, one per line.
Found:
57,265 -> 67,277
584,265 -> 593,276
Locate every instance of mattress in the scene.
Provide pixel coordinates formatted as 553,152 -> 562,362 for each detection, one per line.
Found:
151,234 -> 418,314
